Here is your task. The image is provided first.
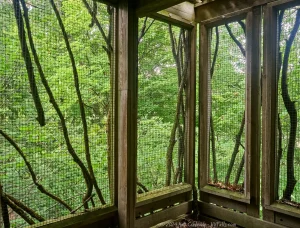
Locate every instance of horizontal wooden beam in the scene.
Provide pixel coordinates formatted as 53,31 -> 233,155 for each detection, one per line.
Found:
136,183 -> 192,216
31,206 -> 118,228
136,0 -> 187,17
95,0 -> 118,6
135,201 -> 192,228
199,202 -> 285,228
195,0 -> 276,23
150,2 -> 196,29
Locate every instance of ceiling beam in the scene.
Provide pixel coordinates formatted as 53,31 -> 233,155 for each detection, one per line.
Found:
137,0 -> 187,17
95,0 -> 118,6
150,2 -> 196,29
195,0 -> 276,23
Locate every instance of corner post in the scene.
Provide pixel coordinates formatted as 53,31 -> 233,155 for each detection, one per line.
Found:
117,0 -> 138,227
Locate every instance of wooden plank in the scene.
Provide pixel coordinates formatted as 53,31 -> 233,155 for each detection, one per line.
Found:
262,3 -> 277,210
195,0 -> 279,23
199,202 -> 285,228
199,23 -> 209,190
135,201 -> 192,228
136,192 -> 189,217
275,212 -> 300,228
185,25 -> 197,186
200,186 -> 249,204
245,6 -> 261,218
95,0 -> 118,6
200,192 -> 247,213
117,0 -> 139,227
148,2 -> 196,29
31,206 -> 118,228
136,0 -> 186,17
136,184 -> 192,207
198,215 -> 237,228
265,203 -> 300,219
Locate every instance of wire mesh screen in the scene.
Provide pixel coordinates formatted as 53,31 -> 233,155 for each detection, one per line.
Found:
137,19 -> 189,193
208,20 -> 246,192
276,6 -> 300,205
0,0 -> 115,227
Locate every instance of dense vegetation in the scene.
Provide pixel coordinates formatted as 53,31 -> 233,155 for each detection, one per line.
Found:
0,1 -> 299,227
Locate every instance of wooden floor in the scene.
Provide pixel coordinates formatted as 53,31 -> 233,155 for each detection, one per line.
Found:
153,214 -> 215,228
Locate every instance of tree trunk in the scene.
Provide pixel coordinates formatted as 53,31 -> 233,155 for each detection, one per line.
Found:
281,10 -> 300,200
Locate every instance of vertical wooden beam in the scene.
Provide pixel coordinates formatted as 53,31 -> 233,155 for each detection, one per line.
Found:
185,25 -> 197,187
245,6 -> 262,217
199,24 -> 209,190
262,4 -> 277,222
117,0 -> 138,227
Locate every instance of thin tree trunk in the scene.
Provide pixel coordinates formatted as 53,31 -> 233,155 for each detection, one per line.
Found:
1,185 -> 10,228
12,0 -> 45,126
275,10 -> 284,200
225,112 -> 245,186
282,10 -> 300,200
233,143 -> 245,186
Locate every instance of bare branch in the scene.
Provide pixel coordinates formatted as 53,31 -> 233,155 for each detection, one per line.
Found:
50,0 -> 106,206
0,130 -> 72,211
12,0 -> 45,126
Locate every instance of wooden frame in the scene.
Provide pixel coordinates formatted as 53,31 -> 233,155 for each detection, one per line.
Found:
199,7 -> 261,216
262,0 -> 300,226
134,14 -> 197,228
117,0 -> 139,227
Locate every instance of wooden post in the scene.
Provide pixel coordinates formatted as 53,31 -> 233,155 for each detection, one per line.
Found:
245,6 -> 262,217
199,23 -> 209,190
117,0 -> 138,227
185,26 -> 197,187
262,3 -> 277,223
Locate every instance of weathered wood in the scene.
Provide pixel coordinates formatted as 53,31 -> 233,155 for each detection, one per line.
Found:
200,185 -> 249,203
95,0 -> 118,6
199,23 -> 209,190
30,206 -> 117,228
185,26 -> 197,187
275,212 -> 300,228
148,2 -> 195,29
136,0 -> 186,17
195,0 -> 279,23
118,0 -> 138,227
136,184 -> 192,207
136,192 -> 189,217
135,201 -> 192,228
199,202 -> 285,228
265,203 -> 300,219
245,6 -> 261,218
200,192 -> 247,213
262,3 -> 277,210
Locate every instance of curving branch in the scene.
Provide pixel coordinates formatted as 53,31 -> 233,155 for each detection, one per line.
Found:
225,112 -> 245,186
82,0 -> 112,54
166,30 -> 189,186
3,197 -> 35,225
50,0 -> 106,206
225,23 -> 246,57
1,186 -> 10,228
282,10 -> 300,200
0,130 -> 72,211
5,193 -> 45,222
12,0 -> 45,126
233,143 -> 245,186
